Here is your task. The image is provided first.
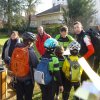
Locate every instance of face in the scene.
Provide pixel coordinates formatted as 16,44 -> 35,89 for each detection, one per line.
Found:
10,32 -> 19,40
38,26 -> 44,36
60,31 -> 68,38
74,24 -> 83,34
97,25 -> 100,31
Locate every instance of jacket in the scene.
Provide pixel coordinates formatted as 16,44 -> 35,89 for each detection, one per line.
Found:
2,38 -> 21,65
42,52 -> 62,86
55,34 -> 74,50
36,32 -> 51,56
76,30 -> 94,59
62,55 -> 83,82
13,43 -> 39,82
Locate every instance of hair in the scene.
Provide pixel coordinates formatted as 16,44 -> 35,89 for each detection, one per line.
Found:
60,26 -> 68,32
55,46 -> 64,57
74,21 -> 83,27
11,31 -> 19,35
37,26 -> 44,30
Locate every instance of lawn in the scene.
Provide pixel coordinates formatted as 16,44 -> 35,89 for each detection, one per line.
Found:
0,33 -> 74,100
0,34 -> 8,45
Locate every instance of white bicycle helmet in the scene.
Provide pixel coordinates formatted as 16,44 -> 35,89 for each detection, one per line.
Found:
69,41 -> 81,52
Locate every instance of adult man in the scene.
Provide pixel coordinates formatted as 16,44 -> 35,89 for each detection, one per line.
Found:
36,26 -> 51,56
73,21 -> 94,82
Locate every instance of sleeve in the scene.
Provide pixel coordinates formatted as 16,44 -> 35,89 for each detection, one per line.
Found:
68,35 -> 75,42
83,35 -> 94,59
62,59 -> 67,72
53,57 -> 62,86
29,48 -> 39,68
55,34 -> 60,40
62,59 -> 70,72
35,35 -> 40,53
1,40 -> 8,60
47,34 -> 51,38
80,67 -> 83,75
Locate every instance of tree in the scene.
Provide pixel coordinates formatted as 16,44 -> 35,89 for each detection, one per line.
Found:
23,0 -> 40,31
62,0 -> 96,30
0,0 -> 23,32
0,0 -> 40,32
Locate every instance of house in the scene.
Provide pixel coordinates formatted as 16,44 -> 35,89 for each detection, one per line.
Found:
31,0 -> 100,27
31,4 -> 65,27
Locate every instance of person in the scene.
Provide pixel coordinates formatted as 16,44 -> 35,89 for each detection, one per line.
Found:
55,26 -> 74,51
10,32 -> 39,100
94,25 -> 100,72
1,31 -> 21,90
73,21 -> 94,82
54,46 -> 65,100
2,31 -> 21,66
35,26 -> 51,56
62,41 -> 83,100
40,38 -> 63,100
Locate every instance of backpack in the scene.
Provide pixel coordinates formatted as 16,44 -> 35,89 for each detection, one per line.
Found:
86,28 -> 100,56
10,47 -> 30,77
62,56 -> 81,82
34,58 -> 52,85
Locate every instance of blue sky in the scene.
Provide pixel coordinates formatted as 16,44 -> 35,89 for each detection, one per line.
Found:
37,0 -> 52,13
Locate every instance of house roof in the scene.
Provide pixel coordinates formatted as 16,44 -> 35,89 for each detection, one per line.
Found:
37,4 -> 65,16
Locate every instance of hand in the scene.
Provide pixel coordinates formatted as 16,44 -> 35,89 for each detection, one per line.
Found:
59,85 -> 64,93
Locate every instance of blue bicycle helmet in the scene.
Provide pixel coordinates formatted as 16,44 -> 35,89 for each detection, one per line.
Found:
44,38 -> 58,49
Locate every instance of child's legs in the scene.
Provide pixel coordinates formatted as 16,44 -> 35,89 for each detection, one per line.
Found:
40,80 -> 55,100
24,80 -> 34,100
73,82 -> 80,100
62,79 -> 72,100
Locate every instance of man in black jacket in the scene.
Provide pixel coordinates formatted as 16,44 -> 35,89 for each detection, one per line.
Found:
73,21 -> 95,82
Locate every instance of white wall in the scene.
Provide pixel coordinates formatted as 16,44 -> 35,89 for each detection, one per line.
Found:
52,0 -> 67,6
94,0 -> 100,24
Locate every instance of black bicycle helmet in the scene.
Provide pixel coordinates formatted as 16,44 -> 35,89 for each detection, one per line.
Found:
22,32 -> 36,41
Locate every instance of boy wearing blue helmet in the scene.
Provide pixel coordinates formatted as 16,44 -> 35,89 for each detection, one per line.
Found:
39,38 -> 63,100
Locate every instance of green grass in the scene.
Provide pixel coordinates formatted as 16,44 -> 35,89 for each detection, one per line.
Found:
0,34 -> 8,46
0,33 -> 74,100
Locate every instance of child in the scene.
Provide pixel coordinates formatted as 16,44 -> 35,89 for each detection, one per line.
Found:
39,38 -> 63,100
62,41 -> 83,100
55,26 -> 74,50
54,46 -> 65,100
10,32 -> 39,100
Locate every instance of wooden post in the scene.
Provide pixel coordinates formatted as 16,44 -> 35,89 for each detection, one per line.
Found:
0,68 -> 7,100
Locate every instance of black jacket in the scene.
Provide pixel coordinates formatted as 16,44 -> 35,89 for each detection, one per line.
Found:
2,39 -> 20,60
76,30 -> 88,56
